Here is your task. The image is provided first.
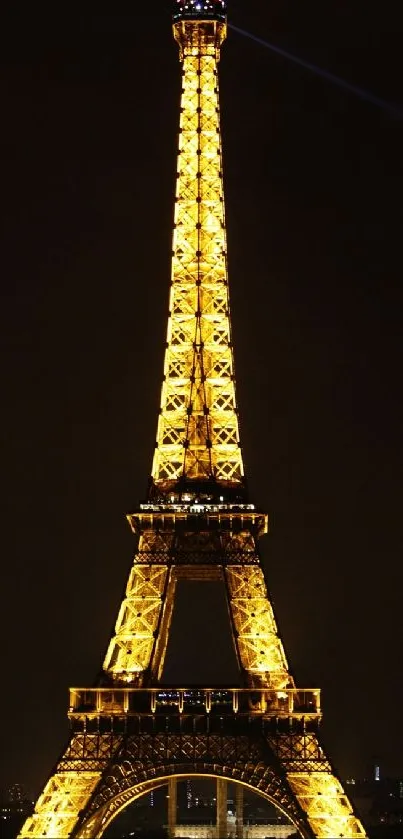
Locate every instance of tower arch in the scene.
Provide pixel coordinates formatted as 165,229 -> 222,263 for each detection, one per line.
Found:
75,768 -> 308,839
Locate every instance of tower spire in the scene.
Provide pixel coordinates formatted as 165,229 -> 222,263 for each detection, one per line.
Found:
151,0 -> 243,499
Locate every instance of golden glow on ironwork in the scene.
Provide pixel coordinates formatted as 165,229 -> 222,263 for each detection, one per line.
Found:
74,775 -> 300,839
225,565 -> 291,690
73,773 -> 367,839
20,759 -> 367,839
19,774 -> 101,839
103,562 -> 168,679
18,12 -> 368,839
102,546 -> 293,687
67,686 -> 321,718
152,19 -> 244,489
19,732 -> 124,839
287,773 -> 367,838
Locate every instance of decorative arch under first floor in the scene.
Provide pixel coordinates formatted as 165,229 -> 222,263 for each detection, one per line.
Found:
75,769 -> 304,839
19,721 -> 368,839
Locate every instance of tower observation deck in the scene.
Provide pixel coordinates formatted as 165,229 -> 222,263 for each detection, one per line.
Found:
173,1 -> 227,22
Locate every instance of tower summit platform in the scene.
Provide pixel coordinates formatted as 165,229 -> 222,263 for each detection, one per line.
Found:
173,0 -> 227,22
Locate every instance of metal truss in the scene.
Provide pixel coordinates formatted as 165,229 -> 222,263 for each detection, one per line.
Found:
102,517 -> 292,689
20,772 -> 101,839
151,18 -> 244,489
267,733 -> 367,837
103,557 -> 169,680
19,10 -> 368,839
225,565 -> 292,690
286,772 -> 366,838
20,709 -> 366,839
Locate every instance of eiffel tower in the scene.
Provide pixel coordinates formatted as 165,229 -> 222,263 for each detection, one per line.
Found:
20,3 -> 368,838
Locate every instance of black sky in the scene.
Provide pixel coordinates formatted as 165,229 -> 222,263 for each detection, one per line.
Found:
1,0 -> 402,798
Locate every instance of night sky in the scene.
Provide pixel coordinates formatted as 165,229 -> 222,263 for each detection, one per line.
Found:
1,1 -> 402,799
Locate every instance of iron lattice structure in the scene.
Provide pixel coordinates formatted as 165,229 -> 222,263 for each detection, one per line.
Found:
19,3 -> 367,838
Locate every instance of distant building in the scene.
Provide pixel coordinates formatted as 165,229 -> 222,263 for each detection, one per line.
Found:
173,826 -> 296,838
186,780 -> 193,810
344,776 -> 403,831
0,784 -> 34,839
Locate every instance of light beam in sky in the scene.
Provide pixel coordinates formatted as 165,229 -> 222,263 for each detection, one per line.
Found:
229,24 -> 403,118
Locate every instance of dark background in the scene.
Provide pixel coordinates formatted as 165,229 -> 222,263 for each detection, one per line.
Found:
1,0 -> 402,798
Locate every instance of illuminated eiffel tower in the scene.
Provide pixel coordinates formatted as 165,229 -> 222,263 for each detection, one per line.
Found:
20,2 -> 367,837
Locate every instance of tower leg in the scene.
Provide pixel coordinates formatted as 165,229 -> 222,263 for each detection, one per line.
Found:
235,785 -> 244,839
167,777 -> 177,839
216,778 -> 227,838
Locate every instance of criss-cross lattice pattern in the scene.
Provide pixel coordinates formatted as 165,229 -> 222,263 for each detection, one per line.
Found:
225,566 -> 292,690
103,560 -> 169,679
20,724 -> 367,839
20,774 -> 101,839
152,24 -> 244,488
18,13 -> 368,839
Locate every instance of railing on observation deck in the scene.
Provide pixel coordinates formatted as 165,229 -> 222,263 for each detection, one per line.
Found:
68,688 -> 321,719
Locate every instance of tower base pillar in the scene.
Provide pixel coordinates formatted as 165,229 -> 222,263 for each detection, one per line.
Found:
216,777 -> 227,838
235,784 -> 244,838
167,777 -> 177,839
